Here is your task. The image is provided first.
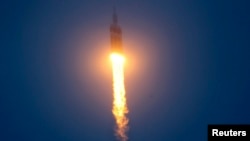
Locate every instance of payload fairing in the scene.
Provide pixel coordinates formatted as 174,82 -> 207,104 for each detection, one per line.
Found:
110,7 -> 123,54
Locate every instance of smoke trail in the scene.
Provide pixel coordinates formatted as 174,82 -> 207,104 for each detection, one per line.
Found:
110,53 -> 129,141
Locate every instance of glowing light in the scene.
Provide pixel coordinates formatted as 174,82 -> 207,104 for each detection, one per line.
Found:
110,53 -> 129,141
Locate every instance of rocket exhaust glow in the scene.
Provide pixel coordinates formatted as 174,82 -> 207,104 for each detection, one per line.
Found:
110,53 -> 129,141
110,7 -> 129,141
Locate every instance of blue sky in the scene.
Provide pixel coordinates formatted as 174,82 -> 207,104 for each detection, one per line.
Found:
1,0 -> 250,141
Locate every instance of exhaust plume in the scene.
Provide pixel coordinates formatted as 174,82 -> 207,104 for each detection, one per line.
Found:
110,53 -> 129,141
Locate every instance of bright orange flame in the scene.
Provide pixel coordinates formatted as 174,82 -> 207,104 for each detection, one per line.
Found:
110,53 -> 129,141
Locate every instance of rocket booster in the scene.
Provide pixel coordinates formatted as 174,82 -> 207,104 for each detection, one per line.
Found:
110,7 -> 123,54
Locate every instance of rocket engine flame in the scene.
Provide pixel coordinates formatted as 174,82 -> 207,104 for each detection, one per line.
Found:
110,53 -> 129,141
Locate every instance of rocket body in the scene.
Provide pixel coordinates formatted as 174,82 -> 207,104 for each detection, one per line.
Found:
110,8 -> 123,54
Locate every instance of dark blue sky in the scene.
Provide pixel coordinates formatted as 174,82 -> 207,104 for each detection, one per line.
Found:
1,0 -> 250,141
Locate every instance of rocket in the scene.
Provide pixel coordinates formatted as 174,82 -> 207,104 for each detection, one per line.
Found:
110,7 -> 123,54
